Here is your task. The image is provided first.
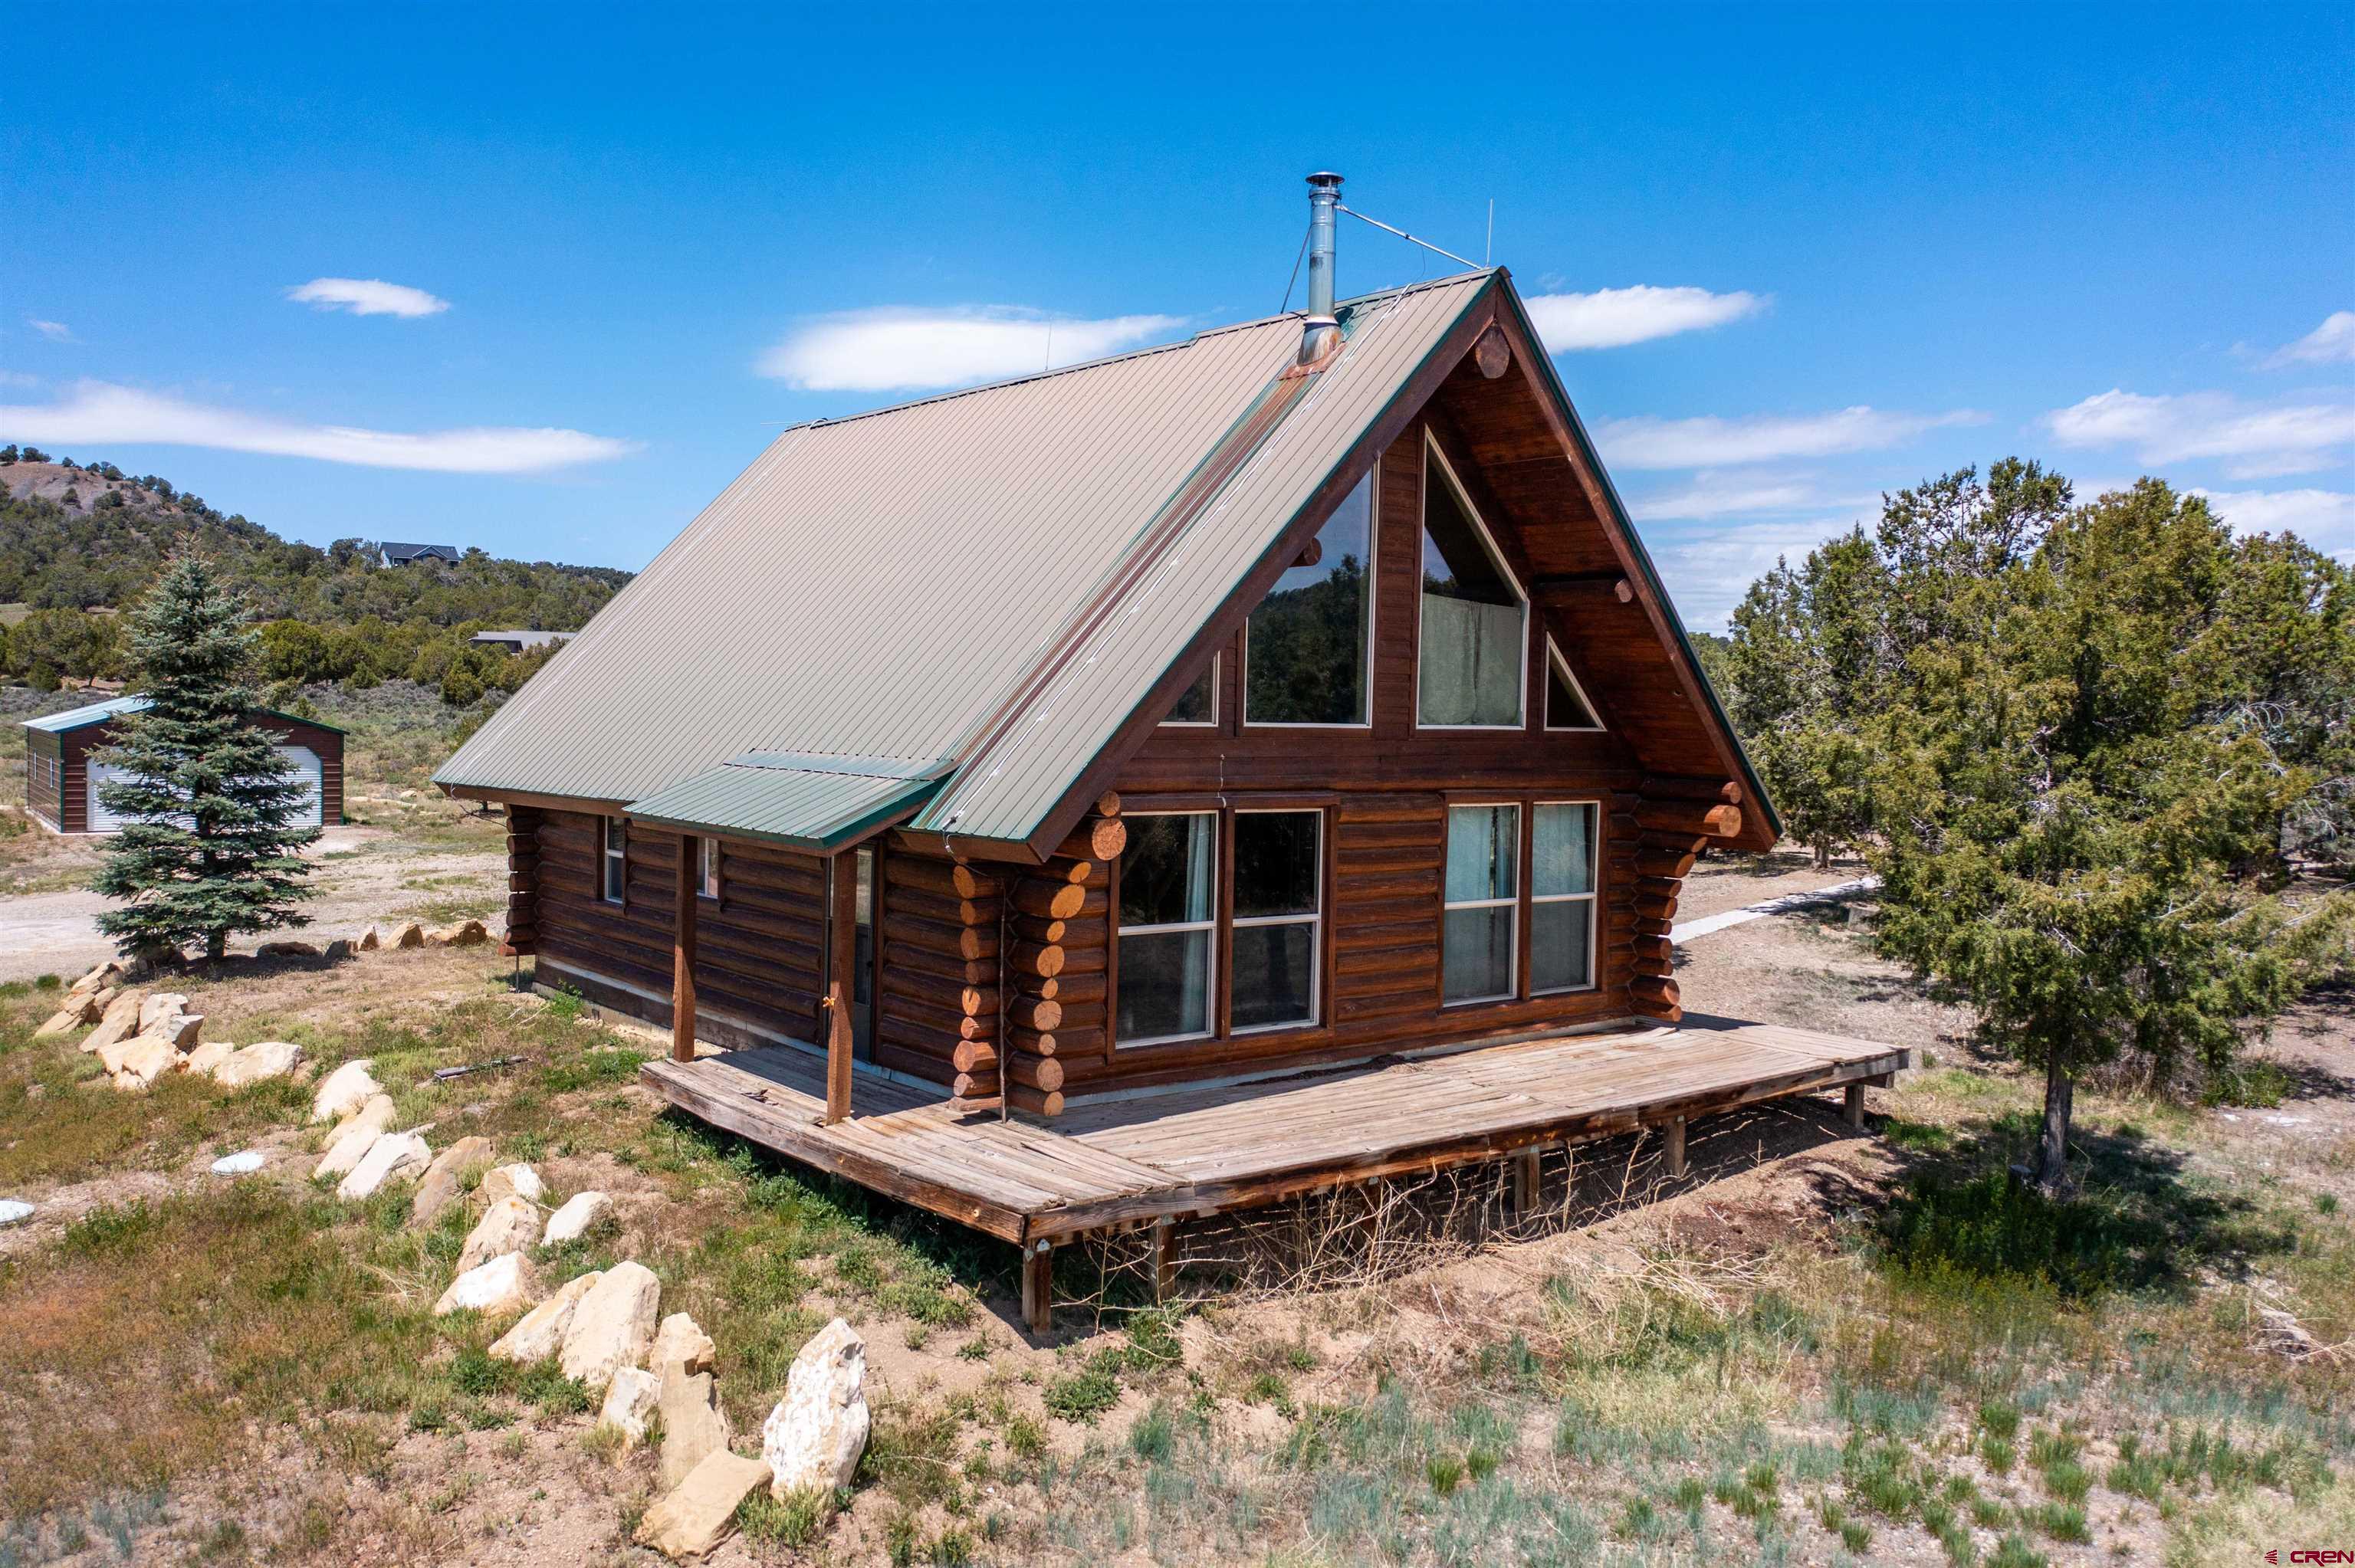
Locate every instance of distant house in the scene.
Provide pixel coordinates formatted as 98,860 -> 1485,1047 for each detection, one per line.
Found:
378,542 -> 459,568
469,629 -> 577,654
22,696 -> 345,835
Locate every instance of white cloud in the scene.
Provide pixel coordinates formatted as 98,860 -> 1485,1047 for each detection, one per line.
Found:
0,381 -> 635,474
2043,389 -> 2355,480
1645,516 -> 1873,633
1524,285 -> 1766,351
2262,310 -> 2355,369
2189,487 -> 2355,557
1627,471 -> 1878,522
757,306 -> 1185,392
0,369 -> 38,389
286,277 -> 452,318
1595,406 -> 1985,471
26,319 -> 73,342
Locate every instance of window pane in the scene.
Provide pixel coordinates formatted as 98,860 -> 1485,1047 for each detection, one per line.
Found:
853,848 -> 875,1008
1443,905 -> 1516,1002
1245,471 -> 1371,724
1120,814 -> 1215,927
1532,804 -> 1595,897
1233,812 -> 1319,918
1532,900 -> 1594,993
1118,928 -> 1211,1041
1164,660 -> 1216,723
1231,921 -> 1315,1030
1420,451 -> 1525,727
1444,805 -> 1517,904
1546,655 -> 1600,729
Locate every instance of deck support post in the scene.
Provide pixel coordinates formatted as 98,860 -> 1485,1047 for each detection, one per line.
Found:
671,834 -> 698,1064
1154,1218 -> 1178,1303
1510,1150 -> 1540,1219
1844,1082 -> 1867,1130
821,848 -> 857,1125
1021,1239 -> 1053,1335
1663,1118 -> 1688,1180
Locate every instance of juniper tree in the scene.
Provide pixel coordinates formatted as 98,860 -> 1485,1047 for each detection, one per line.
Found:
93,546 -> 319,962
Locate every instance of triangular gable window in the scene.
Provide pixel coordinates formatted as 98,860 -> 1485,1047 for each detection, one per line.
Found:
1544,639 -> 1603,731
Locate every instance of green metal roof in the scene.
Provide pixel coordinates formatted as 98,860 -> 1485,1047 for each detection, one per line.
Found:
624,752 -> 953,852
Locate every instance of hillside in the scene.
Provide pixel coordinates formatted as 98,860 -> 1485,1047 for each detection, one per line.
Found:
0,454 -> 629,628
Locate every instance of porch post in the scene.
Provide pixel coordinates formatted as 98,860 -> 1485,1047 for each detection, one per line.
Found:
822,847 -> 856,1124
1844,1082 -> 1867,1129
1662,1117 -> 1688,1180
671,832 -> 698,1064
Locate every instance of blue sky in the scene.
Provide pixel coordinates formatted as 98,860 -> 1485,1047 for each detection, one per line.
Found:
4,2 -> 2349,631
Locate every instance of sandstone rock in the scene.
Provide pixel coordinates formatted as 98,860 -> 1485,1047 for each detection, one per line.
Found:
659,1371 -> 734,1491
156,1013 -> 204,1050
636,1450 -> 770,1560
139,992 -> 188,1033
597,1366 -> 661,1449
544,1190 -> 611,1247
210,1150 -> 266,1175
489,1269 -> 603,1363
560,1259 -> 661,1391
651,1312 -> 717,1389
763,1318 -> 869,1499
339,1131 -> 432,1201
456,1194 -> 542,1274
357,926 -> 381,952
36,1005 -> 87,1038
80,990 -> 147,1053
310,1059 -> 380,1123
314,1095 -> 396,1179
212,1040 -> 303,1087
257,940 -> 321,959
97,1035 -> 149,1075
393,922 -> 426,950
431,919 -> 489,948
410,1135 -> 495,1227
71,959 -> 123,996
324,939 -> 352,963
182,1039 -> 235,1078
481,1163 -> 544,1206
110,1037 -> 184,1091
435,1251 -> 533,1318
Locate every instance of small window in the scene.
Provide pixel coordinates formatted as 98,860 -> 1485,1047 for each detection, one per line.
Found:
1544,641 -> 1603,731
601,817 -> 627,904
1116,813 -> 1217,1045
1444,805 -> 1519,1003
698,836 -> 721,899
1161,656 -> 1218,726
1419,437 -> 1527,728
1244,470 -> 1374,727
1230,811 -> 1322,1032
1531,803 -> 1598,993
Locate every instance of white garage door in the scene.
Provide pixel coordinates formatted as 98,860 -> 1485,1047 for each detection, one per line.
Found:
86,746 -> 324,833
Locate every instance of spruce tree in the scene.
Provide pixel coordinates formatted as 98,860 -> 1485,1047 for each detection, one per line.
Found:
93,545 -> 320,962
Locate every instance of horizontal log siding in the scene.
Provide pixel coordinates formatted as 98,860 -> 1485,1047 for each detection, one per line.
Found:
877,847 -> 1003,1092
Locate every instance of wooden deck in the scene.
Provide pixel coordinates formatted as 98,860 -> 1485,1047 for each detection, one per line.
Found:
642,1015 -> 1911,1322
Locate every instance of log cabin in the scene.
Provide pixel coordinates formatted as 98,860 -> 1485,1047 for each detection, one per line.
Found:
435,174 -> 1907,1327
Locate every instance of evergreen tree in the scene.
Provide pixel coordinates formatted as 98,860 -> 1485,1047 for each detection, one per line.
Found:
92,546 -> 320,962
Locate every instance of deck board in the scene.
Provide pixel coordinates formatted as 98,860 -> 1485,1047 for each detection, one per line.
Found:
639,1014 -> 1913,1246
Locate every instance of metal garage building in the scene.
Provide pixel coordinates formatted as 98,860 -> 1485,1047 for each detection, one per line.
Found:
21,696 -> 345,835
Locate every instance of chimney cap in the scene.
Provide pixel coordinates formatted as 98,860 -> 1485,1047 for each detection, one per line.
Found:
1306,170 -> 1344,189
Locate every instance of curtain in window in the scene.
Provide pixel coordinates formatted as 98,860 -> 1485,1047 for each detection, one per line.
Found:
1419,595 -> 1524,726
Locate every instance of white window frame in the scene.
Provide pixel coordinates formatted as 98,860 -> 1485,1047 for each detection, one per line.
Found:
1159,653 -> 1220,727
1442,802 -> 1521,1006
1415,431 -> 1529,732
1115,810 -> 1219,1048
1242,468 -> 1378,731
1542,638 -> 1606,733
1530,800 -> 1601,996
698,835 -> 721,900
1229,808 -> 1323,1035
601,816 -> 627,906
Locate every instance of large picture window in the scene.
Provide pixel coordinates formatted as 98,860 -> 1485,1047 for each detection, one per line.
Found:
1419,438 -> 1527,728
1161,656 -> 1218,726
1443,804 -> 1519,1003
1530,802 -> 1599,994
1116,813 -> 1217,1045
698,835 -> 721,899
1230,811 -> 1321,1032
1544,641 -> 1604,732
1244,471 -> 1374,727
601,816 -> 627,904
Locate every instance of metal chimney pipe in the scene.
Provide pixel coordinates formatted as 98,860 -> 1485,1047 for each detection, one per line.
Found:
1300,171 -> 1344,362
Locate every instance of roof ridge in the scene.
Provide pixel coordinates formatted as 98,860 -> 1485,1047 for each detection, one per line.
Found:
781,270 -> 1500,436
